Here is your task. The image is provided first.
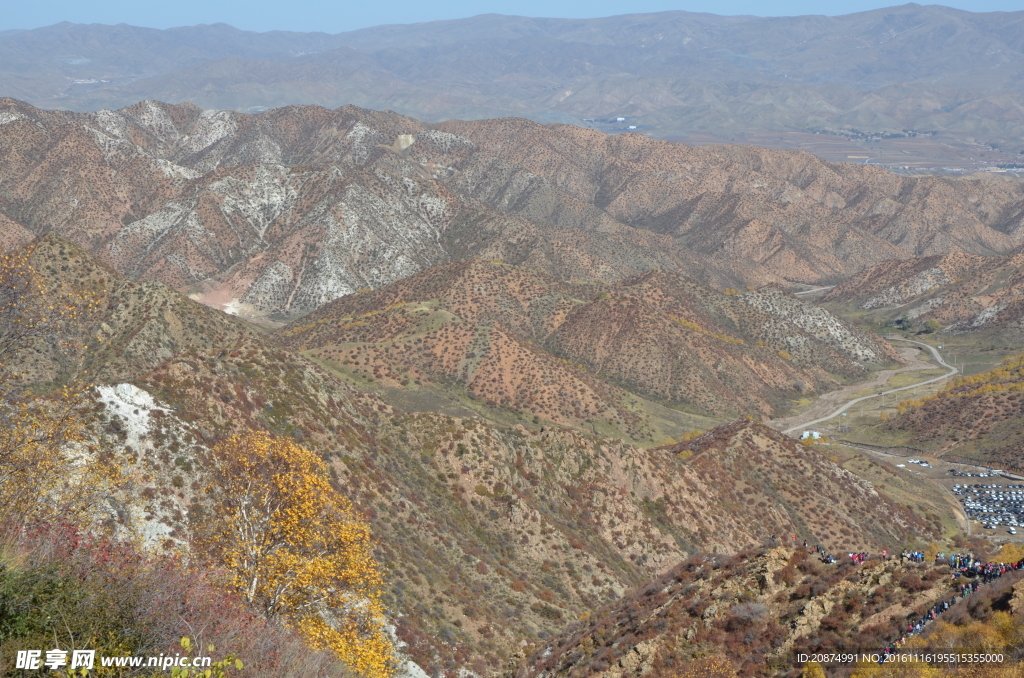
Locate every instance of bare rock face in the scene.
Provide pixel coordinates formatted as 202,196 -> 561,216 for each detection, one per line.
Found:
91,382 -> 201,552
111,163 -> 454,316
3,98 -> 1024,321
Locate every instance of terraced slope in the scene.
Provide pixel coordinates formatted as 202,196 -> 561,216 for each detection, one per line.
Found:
3,99 -> 1024,322
277,260 -> 899,437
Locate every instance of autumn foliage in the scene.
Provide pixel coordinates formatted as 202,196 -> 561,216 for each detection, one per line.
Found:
0,242 -> 113,529
0,241 -> 99,379
193,431 -> 395,678
1,242 -> 392,677
0,523 -> 349,678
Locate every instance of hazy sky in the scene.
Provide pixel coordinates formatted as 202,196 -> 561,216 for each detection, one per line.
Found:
3,1 -> 1022,34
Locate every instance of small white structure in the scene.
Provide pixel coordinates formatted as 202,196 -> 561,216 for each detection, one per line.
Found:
615,117 -> 626,122
627,125 -> 637,130
799,430 -> 822,440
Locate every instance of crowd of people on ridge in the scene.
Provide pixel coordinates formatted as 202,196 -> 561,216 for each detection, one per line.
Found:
876,553 -> 1024,661
779,538 -> 1024,662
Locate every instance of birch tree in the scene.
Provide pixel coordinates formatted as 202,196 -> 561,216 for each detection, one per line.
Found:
194,431 -> 394,678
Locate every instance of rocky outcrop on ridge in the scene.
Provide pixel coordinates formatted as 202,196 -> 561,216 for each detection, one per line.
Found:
3,98 -> 1024,322
824,250 -> 1024,336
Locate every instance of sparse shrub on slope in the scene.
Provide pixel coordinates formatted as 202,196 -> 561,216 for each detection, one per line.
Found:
883,352 -> 1024,470
0,247 -> 380,677
279,261 -> 896,427
507,548 -> 1024,678
0,241 -> 119,530
0,238 -> 101,381
850,587 -> 1024,677
823,251 -> 1024,338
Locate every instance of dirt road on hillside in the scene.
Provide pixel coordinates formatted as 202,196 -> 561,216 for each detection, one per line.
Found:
767,340 -> 954,435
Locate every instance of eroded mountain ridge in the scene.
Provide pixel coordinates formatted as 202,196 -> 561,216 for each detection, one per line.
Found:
2,97 -> 1024,325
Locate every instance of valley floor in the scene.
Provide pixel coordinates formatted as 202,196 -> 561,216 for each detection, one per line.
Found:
767,343 -> 948,435
762,336 -> 1024,552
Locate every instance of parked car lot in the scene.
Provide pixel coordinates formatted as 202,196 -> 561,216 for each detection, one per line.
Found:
952,483 -> 1024,531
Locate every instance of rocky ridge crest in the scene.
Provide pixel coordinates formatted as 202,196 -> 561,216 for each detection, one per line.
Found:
3,99 -> 1024,322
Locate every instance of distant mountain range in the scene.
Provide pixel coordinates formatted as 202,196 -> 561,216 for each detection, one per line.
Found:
3,5 -> 1024,159
4,7 -> 1020,671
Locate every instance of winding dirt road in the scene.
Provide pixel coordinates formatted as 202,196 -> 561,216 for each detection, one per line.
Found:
768,338 -> 958,436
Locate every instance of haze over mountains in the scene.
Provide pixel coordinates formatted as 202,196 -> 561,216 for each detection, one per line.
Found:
4,4 -> 1024,163
6,4 -> 1024,676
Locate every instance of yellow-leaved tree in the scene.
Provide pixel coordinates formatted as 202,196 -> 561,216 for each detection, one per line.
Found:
0,384 -> 113,527
193,431 -> 395,678
0,241 -> 99,374
852,615 -> 1024,678
801,662 -> 826,678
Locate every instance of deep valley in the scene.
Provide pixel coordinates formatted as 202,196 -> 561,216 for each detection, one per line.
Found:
3,82 -> 1024,678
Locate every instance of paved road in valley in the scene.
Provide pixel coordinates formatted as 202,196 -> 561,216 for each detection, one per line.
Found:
793,285 -> 835,296
780,338 -> 959,435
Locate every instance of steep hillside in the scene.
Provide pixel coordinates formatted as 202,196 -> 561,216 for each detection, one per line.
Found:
9,233 -> 255,387
880,353 -> 1024,472
20,387 -> 947,676
740,286 -> 902,364
337,417 -> 934,674
3,99 -> 1024,322
824,250 -> 1024,338
660,420 -> 929,549
1,236 -> 940,676
126,348 -> 934,673
277,260 -> 898,436
438,118 -> 1023,267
